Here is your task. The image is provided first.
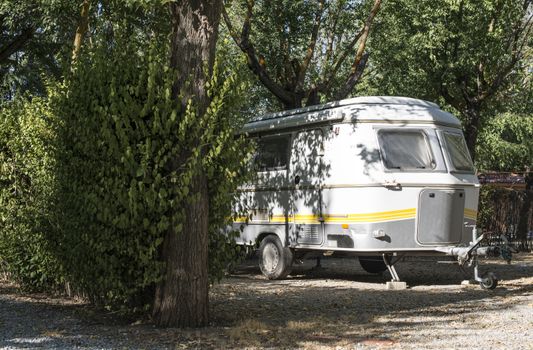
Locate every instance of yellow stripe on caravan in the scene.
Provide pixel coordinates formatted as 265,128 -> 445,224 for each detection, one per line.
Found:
325,208 -> 416,223
234,208 -> 417,224
464,208 -> 478,220
236,208 -> 477,224
270,216 -> 287,223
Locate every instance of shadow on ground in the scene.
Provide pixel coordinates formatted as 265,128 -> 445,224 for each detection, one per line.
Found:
0,254 -> 531,349
209,254 -> 533,348
231,254 -> 532,286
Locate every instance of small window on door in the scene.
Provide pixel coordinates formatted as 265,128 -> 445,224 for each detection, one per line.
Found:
255,135 -> 290,171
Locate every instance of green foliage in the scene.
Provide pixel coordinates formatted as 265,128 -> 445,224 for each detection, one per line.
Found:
1,17 -> 252,310
0,0 -> 78,100
43,28 -> 251,308
204,58 -> 255,281
368,0 -> 527,99
0,97 -> 64,291
49,41 -> 171,306
0,1 -> 170,102
224,0 -> 377,109
476,113 -> 533,171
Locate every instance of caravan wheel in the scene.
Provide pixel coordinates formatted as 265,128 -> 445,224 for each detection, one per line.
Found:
358,256 -> 387,274
480,272 -> 498,290
258,235 -> 293,280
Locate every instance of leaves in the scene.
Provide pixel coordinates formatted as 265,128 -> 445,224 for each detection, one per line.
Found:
0,96 -> 64,292
363,0 -> 532,160
0,10 -> 252,310
223,0 -> 381,109
476,113 -> 533,171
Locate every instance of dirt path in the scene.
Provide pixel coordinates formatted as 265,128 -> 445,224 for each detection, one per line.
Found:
1,254 -> 532,349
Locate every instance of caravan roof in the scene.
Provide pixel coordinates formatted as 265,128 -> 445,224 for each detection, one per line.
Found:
243,96 -> 461,134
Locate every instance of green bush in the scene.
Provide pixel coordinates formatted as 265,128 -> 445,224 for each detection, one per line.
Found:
0,31 -> 251,310
0,97 -> 64,291
45,35 -> 251,308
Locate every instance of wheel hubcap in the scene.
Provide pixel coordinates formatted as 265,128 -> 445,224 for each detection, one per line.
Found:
263,243 -> 280,272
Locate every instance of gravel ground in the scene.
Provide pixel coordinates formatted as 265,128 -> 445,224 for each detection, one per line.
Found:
1,253 -> 532,349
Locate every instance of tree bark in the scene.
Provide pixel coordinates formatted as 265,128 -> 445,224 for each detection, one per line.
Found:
152,0 -> 222,328
72,0 -> 90,62
153,172 -> 210,327
462,104 -> 481,162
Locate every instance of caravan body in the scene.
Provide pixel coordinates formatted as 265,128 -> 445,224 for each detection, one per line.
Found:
233,96 -> 482,280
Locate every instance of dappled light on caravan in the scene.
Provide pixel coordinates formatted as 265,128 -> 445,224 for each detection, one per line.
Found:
231,96 -> 505,290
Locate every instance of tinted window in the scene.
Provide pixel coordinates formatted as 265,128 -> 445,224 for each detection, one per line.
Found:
443,132 -> 474,172
255,135 -> 290,171
378,130 -> 435,170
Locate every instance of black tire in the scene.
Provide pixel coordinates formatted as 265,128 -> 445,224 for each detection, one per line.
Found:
480,272 -> 498,290
358,256 -> 387,274
258,235 -> 293,279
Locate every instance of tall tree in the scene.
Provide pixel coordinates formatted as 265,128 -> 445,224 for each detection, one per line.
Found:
366,0 -> 532,160
223,0 -> 381,109
152,0 -> 223,327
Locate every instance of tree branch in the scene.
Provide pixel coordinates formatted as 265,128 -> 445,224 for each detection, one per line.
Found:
334,52 -> 369,100
320,28 -> 363,93
440,82 -> 463,111
351,0 -> 381,73
322,1 -> 342,69
476,0 -> 502,97
222,1 -> 295,107
72,0 -> 91,63
334,0 -> 382,100
296,0 -> 324,90
479,11 -> 533,101
458,74 -> 474,105
0,26 -> 35,65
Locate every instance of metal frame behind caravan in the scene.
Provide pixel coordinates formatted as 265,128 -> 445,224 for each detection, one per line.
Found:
232,96 -> 503,289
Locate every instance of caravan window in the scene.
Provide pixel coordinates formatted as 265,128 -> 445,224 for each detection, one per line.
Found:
255,135 -> 290,171
443,132 -> 474,172
378,129 -> 436,170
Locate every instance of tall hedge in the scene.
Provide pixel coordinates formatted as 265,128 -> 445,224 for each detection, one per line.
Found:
0,31 -> 251,310
49,35 -> 250,308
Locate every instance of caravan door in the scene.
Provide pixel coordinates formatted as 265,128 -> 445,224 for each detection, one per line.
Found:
289,129 -> 324,246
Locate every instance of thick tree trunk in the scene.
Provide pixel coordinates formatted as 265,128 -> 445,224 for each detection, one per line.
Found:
282,94 -> 304,110
462,104 -> 481,162
152,0 -> 221,328
168,1 -> 221,108
153,173 -> 209,327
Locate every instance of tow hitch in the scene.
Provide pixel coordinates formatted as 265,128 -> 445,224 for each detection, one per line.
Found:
436,226 -> 514,290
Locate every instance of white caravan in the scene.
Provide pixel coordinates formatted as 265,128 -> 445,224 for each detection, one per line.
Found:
233,96 -> 502,289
